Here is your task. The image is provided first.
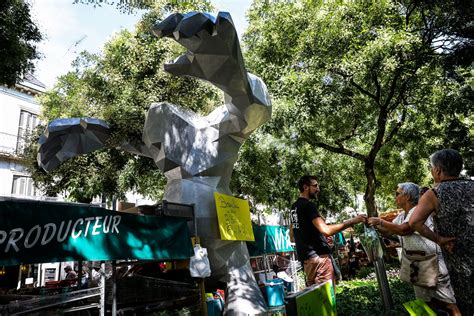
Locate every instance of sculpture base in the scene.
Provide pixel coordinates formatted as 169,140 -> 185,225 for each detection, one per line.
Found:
201,238 -> 267,314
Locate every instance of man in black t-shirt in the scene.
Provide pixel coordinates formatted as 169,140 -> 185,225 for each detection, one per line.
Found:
290,175 -> 365,287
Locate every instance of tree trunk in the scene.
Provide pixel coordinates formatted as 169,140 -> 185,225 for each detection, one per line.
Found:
364,159 -> 378,217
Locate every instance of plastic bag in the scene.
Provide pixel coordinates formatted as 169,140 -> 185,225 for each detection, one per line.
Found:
359,225 -> 383,262
189,244 -> 211,278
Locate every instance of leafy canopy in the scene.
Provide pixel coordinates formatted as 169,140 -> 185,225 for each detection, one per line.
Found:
0,0 -> 42,86
242,0 -> 472,215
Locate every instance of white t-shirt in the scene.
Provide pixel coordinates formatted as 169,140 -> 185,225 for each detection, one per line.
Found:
392,207 -> 438,254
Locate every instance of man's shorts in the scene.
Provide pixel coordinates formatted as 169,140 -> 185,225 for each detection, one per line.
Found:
303,254 -> 334,286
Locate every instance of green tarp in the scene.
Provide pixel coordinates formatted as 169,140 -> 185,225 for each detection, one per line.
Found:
246,225 -> 294,256
0,200 -> 193,266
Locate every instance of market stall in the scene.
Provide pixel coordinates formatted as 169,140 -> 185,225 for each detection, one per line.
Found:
246,224 -> 299,308
0,197 -> 198,315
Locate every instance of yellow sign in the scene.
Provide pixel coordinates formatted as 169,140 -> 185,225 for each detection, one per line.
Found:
214,192 -> 254,241
403,299 -> 436,316
295,281 -> 336,316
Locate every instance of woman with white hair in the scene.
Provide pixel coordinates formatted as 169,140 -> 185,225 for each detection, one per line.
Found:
409,149 -> 473,315
368,182 -> 460,315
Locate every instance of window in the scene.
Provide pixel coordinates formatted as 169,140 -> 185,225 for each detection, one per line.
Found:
11,175 -> 37,196
16,110 -> 39,153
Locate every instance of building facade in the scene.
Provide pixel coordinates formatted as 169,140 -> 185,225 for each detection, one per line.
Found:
0,74 -> 46,198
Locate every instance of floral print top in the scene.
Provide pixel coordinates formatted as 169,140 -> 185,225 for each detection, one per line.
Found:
433,179 -> 474,316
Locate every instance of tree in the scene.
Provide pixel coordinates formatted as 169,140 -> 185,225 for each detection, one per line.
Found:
231,128 -> 364,219
243,1 -> 472,216
24,4 -> 219,203
0,0 -> 42,86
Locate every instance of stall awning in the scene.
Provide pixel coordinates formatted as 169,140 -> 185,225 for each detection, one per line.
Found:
0,199 -> 193,266
246,225 -> 294,256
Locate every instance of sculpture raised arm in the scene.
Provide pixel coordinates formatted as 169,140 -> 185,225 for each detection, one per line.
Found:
37,118 -> 154,172
153,12 -> 271,137
37,118 -> 111,172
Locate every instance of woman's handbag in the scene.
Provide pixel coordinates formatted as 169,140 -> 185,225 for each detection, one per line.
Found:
399,250 -> 439,288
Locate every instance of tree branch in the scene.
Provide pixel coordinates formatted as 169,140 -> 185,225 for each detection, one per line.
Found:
371,72 -> 409,159
369,109 -> 388,161
332,68 -> 379,103
309,140 -> 367,162
383,67 -> 403,109
350,79 -> 379,102
405,1 -> 417,29
387,77 -> 409,113
382,106 -> 407,146
335,118 -> 359,146
372,71 -> 381,103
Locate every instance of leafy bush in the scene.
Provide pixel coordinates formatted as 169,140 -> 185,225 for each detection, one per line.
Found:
355,266 -> 373,279
336,276 -> 415,315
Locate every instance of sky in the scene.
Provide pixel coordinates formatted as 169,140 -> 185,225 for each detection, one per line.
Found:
29,0 -> 252,88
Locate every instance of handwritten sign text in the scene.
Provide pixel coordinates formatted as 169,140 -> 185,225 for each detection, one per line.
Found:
214,192 -> 254,241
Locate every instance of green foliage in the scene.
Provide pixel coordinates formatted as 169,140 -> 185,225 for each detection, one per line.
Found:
0,0 -> 42,86
355,266 -> 373,279
337,277 -> 415,315
24,5 -> 220,203
231,119 -> 363,217
243,0 -> 472,215
73,0 -> 213,14
407,0 -> 473,69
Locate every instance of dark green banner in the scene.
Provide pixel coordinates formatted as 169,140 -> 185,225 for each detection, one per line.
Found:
0,200 -> 193,266
247,225 -> 294,256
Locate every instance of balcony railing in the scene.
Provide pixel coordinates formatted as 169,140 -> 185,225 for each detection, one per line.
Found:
0,131 -> 25,157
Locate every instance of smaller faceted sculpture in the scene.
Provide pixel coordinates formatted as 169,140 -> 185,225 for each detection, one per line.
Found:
38,12 -> 271,314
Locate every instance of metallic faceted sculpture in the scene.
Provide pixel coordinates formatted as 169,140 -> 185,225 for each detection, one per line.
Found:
37,118 -> 111,172
150,12 -> 272,314
38,12 -> 271,314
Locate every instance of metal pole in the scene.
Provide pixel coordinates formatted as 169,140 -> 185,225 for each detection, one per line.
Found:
263,230 -> 268,281
374,257 -> 394,311
100,261 -> 106,316
112,261 -> 117,315
192,204 -> 207,316
290,252 -> 297,292
192,203 -> 198,238
199,278 -> 207,316
194,236 -> 208,316
38,264 -> 42,287
58,262 -> 62,282
78,260 -> 83,288
17,265 -> 22,290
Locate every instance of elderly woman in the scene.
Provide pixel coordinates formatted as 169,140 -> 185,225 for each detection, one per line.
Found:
368,182 -> 459,315
409,149 -> 473,316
